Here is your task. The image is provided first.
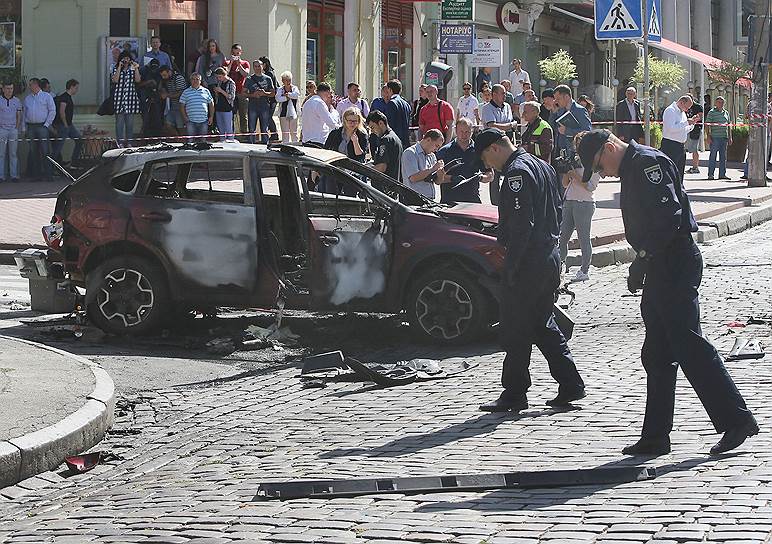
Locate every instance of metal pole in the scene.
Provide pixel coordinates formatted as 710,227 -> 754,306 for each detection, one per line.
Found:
748,2 -> 770,187
612,41 -> 618,134
643,0 -> 651,146
700,67 -> 706,152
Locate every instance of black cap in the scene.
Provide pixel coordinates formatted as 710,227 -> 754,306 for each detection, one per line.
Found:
158,65 -> 171,73
475,128 -> 507,159
576,129 -> 611,183
541,88 -> 554,99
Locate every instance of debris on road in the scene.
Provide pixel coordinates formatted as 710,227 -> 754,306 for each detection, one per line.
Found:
726,337 -> 766,361
64,451 -> 123,474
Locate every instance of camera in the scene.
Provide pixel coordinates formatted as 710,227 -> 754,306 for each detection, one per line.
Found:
553,148 -> 582,175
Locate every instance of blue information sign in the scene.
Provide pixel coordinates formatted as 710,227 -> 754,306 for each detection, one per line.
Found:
594,0 -> 643,40
439,23 -> 475,55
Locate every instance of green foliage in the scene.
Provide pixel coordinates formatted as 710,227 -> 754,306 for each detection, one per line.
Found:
537,50 -> 577,84
732,124 -> 749,139
649,123 -> 663,148
708,59 -> 751,86
632,55 -> 686,92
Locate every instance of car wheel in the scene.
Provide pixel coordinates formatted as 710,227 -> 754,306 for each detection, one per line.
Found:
86,256 -> 169,336
406,267 -> 490,344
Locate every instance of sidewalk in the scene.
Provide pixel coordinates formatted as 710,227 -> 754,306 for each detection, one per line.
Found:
0,335 -> 114,489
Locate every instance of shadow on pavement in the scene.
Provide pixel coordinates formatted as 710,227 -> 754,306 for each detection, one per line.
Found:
413,454 -> 729,512
319,407 -> 582,459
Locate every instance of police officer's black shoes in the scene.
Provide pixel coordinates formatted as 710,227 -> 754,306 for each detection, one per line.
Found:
710,417 -> 760,455
546,387 -> 586,407
622,436 -> 671,455
479,393 -> 528,413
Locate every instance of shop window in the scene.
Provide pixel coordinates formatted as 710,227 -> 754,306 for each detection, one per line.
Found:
308,0 -> 344,95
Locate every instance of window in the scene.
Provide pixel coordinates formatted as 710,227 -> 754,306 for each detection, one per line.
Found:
143,159 -> 247,203
308,0 -> 345,95
298,163 -> 379,217
111,170 -> 141,193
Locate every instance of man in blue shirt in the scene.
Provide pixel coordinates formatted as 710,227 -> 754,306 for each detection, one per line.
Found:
23,78 -> 56,180
384,80 -> 412,148
142,36 -> 172,80
553,84 -> 592,158
435,117 -> 493,203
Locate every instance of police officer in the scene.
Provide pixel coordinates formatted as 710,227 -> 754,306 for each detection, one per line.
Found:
576,129 -> 758,455
477,128 -> 586,412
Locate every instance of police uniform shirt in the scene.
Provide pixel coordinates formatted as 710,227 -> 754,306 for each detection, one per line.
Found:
436,139 -> 483,204
618,141 -> 698,256
373,127 -> 403,181
498,148 -> 562,276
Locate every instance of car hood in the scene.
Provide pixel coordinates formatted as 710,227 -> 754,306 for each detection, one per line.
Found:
437,203 -> 499,224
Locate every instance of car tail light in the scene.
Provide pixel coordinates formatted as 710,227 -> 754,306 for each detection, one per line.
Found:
42,214 -> 64,250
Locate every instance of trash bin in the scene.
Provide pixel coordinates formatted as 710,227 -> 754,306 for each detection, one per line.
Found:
13,248 -> 77,313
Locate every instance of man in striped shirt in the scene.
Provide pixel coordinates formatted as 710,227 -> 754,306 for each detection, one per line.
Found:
180,73 -> 214,141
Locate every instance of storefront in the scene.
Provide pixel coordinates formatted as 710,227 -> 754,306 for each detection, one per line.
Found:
307,0 -> 345,95
381,0 -> 414,94
147,0 -> 207,74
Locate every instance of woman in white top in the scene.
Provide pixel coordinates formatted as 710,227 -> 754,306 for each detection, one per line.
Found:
559,167 -> 598,282
275,71 -> 300,143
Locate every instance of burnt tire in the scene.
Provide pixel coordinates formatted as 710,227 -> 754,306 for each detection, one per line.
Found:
86,255 -> 170,336
405,267 -> 490,344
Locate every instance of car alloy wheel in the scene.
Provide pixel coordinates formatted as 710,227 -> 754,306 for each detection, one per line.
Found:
97,268 -> 155,328
415,279 -> 474,340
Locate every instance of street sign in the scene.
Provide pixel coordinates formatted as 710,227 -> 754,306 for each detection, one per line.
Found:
439,23 -> 475,55
594,0 -> 643,40
646,0 -> 662,43
469,38 -> 503,67
441,0 -> 474,21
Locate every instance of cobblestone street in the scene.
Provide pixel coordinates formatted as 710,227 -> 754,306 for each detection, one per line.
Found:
0,221 -> 771,543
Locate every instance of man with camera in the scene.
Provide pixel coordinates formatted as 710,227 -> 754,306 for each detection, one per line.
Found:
476,127 -> 585,413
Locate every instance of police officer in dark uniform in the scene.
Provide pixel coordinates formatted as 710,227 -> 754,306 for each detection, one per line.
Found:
476,128 -> 586,412
576,129 -> 758,455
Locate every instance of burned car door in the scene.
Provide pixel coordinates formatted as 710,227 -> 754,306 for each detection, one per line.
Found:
128,158 -> 259,304
299,162 -> 394,311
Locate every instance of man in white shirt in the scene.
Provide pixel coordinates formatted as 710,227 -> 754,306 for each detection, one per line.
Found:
508,58 -> 530,96
660,95 -> 700,182
301,82 -> 340,145
456,82 -> 480,125
336,81 -> 369,118
400,128 -> 445,200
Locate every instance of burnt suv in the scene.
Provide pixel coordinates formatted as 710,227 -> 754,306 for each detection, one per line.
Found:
45,142 -> 506,343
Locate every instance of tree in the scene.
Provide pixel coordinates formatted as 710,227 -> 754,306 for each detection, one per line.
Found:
537,49 -> 577,85
707,58 -> 752,120
631,55 -> 687,114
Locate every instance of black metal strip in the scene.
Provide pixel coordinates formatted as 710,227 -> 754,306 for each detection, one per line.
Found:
255,466 -> 656,500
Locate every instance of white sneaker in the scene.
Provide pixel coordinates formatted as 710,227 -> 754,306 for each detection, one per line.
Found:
572,270 -> 590,282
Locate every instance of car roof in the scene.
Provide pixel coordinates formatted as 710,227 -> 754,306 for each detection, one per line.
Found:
102,142 -> 347,170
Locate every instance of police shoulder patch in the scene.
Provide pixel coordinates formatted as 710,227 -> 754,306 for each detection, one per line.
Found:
644,164 -> 663,184
377,144 -> 385,157
508,175 -> 523,192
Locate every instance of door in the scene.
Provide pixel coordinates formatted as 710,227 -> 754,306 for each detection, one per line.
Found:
299,162 -> 394,310
128,157 -> 259,305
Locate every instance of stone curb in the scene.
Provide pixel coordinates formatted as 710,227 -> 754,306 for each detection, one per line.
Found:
0,336 -> 115,489
566,200 -> 772,269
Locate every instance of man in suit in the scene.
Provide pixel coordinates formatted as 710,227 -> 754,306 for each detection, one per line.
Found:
615,87 -> 644,143
384,79 -> 413,149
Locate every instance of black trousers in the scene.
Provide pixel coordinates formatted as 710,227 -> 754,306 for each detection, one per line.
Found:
640,237 -> 752,438
500,247 -> 584,398
660,138 -> 686,183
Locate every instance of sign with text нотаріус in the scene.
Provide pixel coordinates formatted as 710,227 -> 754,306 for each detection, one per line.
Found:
439,24 -> 475,55
595,0 -> 643,40
441,0 -> 474,21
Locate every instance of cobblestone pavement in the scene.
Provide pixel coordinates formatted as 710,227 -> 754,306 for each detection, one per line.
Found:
0,222 -> 771,543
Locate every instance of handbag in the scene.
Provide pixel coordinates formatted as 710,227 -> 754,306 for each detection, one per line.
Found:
97,95 -> 114,116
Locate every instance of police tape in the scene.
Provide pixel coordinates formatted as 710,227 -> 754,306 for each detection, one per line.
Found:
0,129 -> 291,144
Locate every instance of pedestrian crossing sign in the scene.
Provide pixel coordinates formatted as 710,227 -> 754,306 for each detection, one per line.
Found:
595,0 -> 643,40
646,0 -> 662,43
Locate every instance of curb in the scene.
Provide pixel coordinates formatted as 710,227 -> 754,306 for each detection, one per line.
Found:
0,336 -> 115,489
565,200 -> 772,270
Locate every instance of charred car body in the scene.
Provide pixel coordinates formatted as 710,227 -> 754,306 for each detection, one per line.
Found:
45,142 -> 508,343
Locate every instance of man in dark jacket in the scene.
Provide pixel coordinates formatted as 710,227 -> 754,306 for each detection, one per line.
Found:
615,87 -> 644,143
384,80 -> 412,148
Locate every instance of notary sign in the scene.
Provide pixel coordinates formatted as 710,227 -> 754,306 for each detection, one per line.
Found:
441,0 -> 474,21
439,24 -> 475,55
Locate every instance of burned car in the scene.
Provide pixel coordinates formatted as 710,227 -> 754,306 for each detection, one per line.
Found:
44,142 -> 506,343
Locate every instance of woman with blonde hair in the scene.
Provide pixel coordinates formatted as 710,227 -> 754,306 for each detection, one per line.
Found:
275,71 -> 300,142
323,107 -> 368,194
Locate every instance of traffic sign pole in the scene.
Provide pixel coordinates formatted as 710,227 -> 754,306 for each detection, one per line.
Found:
643,0 -> 651,146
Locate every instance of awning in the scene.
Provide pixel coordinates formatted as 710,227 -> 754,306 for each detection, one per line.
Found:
649,38 -> 752,89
